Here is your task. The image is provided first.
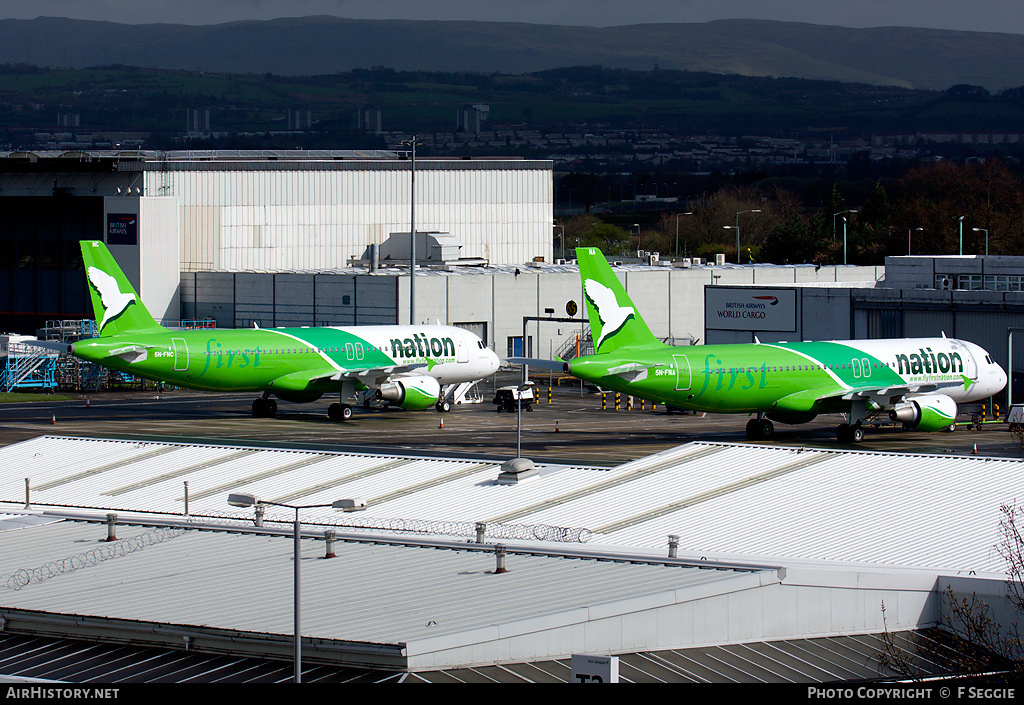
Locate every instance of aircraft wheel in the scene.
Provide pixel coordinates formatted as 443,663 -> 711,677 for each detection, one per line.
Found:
436,400 -> 452,413
758,418 -> 774,440
745,418 -> 760,440
944,422 -> 956,433
252,398 -> 276,417
836,423 -> 851,442
850,425 -> 864,443
328,403 -> 353,421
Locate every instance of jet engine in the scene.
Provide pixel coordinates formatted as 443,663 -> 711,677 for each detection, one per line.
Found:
375,375 -> 442,410
889,394 -> 958,432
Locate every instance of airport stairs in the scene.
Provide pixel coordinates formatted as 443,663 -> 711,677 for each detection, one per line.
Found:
555,327 -> 594,360
1,343 -> 58,392
441,380 -> 485,406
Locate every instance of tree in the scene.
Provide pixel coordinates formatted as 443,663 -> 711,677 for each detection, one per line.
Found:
893,160 -> 1024,256
578,222 -> 633,255
760,216 -> 826,265
879,502 -> 1024,680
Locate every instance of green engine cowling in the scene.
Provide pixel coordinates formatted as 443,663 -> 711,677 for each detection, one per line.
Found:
889,394 -> 958,431
375,375 -> 442,410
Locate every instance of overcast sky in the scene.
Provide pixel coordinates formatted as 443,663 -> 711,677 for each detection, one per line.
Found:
1,0 -> 1021,35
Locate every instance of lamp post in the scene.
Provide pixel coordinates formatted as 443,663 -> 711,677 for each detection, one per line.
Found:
675,211 -> 693,259
908,227 -> 922,256
833,210 -> 857,265
634,223 -> 640,255
973,228 -> 989,256
400,137 -> 420,324
554,223 -> 564,261
731,210 -> 761,263
227,493 -> 367,683
958,215 -> 965,256
516,381 -> 535,459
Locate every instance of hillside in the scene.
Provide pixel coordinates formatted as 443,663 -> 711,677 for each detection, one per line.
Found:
0,16 -> 1023,91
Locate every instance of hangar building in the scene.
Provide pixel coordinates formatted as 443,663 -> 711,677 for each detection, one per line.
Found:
0,150 -> 553,332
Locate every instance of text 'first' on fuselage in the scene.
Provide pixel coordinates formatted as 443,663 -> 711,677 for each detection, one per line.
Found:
512,247 -> 1006,443
33,240 -> 500,420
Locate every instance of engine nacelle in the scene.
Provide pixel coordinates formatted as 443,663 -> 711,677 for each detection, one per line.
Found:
889,394 -> 958,432
375,375 -> 441,410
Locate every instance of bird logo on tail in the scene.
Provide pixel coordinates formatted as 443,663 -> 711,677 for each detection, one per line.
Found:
584,278 -> 635,350
87,266 -> 136,331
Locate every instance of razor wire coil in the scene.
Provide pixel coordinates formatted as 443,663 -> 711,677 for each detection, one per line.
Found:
217,509 -> 591,544
0,525 -> 188,591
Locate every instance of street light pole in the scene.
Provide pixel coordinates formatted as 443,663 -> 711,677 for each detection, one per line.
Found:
959,215 -> 965,256
401,137 -> 420,325
973,228 -> 989,256
732,210 -> 761,263
908,227 -> 922,256
833,210 -> 857,265
227,493 -> 366,683
675,211 -> 692,259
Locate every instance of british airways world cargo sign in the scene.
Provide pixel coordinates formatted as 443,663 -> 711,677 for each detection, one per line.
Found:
705,287 -> 796,332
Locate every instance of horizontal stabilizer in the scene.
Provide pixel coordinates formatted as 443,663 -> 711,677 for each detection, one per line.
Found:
21,340 -> 72,354
508,357 -> 564,372
109,344 -> 152,364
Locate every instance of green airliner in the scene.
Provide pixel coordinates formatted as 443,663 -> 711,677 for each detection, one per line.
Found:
514,247 -> 1007,443
30,241 -> 499,420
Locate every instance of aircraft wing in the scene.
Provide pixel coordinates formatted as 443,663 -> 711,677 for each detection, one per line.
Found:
310,363 -> 427,387
813,378 -> 973,408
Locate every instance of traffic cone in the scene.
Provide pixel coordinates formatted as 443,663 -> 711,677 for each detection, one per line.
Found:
972,443 -> 978,454
555,420 -> 560,433
86,397 -> 91,408
439,417 -> 444,429
51,413 -> 55,425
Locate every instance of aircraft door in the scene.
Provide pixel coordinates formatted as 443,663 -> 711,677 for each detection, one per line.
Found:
172,338 -> 188,371
672,354 -> 691,391
456,334 -> 469,363
964,349 -> 978,379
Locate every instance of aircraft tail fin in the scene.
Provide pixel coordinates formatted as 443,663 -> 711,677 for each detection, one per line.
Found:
80,240 -> 165,337
575,247 -> 660,354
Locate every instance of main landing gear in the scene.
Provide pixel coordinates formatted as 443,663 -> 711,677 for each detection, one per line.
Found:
835,423 -> 864,443
252,394 -> 277,418
745,415 -> 775,441
328,402 -> 354,421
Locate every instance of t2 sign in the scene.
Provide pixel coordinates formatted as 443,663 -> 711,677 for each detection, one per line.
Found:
571,654 -> 619,683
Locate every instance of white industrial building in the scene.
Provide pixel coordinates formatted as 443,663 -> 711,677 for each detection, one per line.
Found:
0,435 -> 1018,681
0,150 -> 553,331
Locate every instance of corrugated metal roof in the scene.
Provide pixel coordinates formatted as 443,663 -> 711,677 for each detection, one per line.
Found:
3,436 -> 1021,576
0,630 -> 950,683
0,519 -> 761,670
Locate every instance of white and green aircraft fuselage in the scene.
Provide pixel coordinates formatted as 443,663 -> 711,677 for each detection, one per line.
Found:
515,247 -> 1006,443
33,241 -> 500,420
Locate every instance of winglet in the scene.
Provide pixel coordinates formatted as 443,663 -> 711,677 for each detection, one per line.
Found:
80,241 -> 164,337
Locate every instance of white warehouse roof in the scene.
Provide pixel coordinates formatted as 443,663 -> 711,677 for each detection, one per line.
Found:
2,435 -> 1020,577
